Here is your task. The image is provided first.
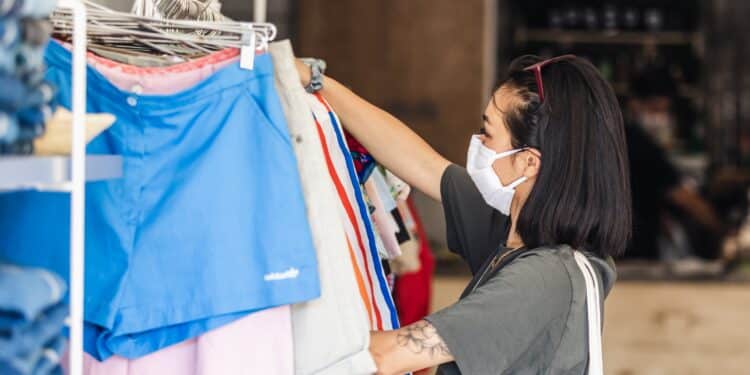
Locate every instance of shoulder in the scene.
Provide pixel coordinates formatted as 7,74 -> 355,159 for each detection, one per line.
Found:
510,245 -> 617,298
480,246 -> 577,305
505,245 -> 577,281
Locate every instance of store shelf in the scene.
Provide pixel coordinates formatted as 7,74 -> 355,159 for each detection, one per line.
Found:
0,155 -> 122,192
515,28 -> 702,46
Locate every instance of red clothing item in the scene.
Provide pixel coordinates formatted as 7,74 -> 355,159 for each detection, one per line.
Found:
394,199 -> 435,325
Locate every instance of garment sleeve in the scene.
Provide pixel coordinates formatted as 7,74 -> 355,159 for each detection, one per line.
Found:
440,164 -> 509,274
425,252 -> 573,374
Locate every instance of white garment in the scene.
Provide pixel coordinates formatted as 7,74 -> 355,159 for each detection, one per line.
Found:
269,40 -> 376,375
573,252 -> 604,375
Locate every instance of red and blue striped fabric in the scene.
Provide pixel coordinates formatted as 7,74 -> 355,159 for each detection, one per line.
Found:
306,93 -> 399,331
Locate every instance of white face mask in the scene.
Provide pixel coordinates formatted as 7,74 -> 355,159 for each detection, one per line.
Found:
466,135 -> 528,215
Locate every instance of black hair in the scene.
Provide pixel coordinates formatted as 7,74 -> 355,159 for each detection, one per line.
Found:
495,55 -> 632,257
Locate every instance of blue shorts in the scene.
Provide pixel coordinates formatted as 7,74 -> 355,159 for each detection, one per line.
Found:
0,42 -> 320,360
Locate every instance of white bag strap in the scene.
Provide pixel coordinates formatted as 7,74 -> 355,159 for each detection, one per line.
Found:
573,251 -> 603,375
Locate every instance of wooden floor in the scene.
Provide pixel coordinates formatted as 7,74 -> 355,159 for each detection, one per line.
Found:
431,277 -> 750,374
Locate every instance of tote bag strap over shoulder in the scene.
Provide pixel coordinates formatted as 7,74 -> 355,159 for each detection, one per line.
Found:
573,251 -> 604,375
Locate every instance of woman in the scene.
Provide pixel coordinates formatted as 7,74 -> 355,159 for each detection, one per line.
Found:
297,54 -> 631,374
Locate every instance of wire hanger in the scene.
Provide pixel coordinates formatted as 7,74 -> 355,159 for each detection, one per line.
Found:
51,0 -> 277,67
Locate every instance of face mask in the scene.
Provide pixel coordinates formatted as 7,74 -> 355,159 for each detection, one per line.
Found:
466,135 -> 527,215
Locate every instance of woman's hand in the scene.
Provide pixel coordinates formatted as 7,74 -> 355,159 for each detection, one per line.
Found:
295,59 -> 312,87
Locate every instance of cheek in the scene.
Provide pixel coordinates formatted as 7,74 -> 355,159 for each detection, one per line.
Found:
491,157 -> 517,185
484,137 -> 507,153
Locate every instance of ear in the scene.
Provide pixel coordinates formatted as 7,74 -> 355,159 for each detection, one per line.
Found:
521,148 -> 542,179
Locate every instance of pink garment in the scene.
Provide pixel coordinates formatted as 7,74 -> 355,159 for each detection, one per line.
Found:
80,306 -> 294,375
364,178 -> 402,260
63,43 -> 241,95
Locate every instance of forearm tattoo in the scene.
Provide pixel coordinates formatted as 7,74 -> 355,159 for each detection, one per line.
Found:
396,321 -> 452,358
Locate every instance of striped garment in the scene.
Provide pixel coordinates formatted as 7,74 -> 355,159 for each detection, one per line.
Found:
306,93 -> 400,331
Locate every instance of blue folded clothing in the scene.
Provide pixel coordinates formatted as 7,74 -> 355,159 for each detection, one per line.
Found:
0,0 -> 24,18
0,334 -> 66,375
32,335 -> 66,375
0,303 -> 68,359
19,0 -> 57,18
0,265 -> 66,325
0,73 -> 55,113
0,112 -> 20,144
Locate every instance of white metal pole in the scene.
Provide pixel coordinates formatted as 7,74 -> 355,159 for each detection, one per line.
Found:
57,0 -> 87,374
254,0 -> 267,23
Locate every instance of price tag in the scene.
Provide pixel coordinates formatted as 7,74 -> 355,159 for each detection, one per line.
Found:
240,24 -> 255,70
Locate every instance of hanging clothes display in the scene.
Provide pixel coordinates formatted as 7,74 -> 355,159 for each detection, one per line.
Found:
0,264 -> 67,375
364,177 -> 402,260
269,40 -> 376,375
394,199 -> 436,326
82,306 -> 294,375
0,0 -> 56,154
345,131 -> 377,184
306,93 -> 400,331
0,41 -> 320,361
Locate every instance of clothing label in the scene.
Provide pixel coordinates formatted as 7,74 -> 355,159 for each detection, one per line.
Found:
240,24 -> 255,70
264,268 -> 300,281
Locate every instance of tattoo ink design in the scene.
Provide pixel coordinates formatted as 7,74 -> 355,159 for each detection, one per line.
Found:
396,321 -> 452,358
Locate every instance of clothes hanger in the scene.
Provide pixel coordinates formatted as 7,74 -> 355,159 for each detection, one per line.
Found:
51,0 -> 276,66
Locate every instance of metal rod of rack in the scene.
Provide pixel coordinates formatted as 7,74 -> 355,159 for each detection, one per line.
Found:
254,0 -> 266,23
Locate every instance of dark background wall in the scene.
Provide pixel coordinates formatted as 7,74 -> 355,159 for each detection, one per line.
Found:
296,0 -> 497,166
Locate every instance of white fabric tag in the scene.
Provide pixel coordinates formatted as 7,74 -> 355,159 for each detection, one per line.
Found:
240,25 -> 255,70
573,251 -> 604,375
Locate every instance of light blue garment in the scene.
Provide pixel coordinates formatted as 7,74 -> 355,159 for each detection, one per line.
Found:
0,265 -> 65,325
0,0 -> 24,18
371,169 -> 398,213
0,19 -> 20,51
31,335 -> 65,375
0,303 -> 67,359
0,334 -> 65,375
0,112 -> 19,144
18,0 -> 57,18
0,41 -> 320,360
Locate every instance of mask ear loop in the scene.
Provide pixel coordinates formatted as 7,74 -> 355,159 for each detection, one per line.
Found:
491,148 -> 524,161
507,176 -> 528,189
491,148 -> 532,189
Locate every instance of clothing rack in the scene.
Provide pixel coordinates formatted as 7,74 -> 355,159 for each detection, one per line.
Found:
254,0 -> 266,23
0,0 -> 271,373
56,1 -> 86,374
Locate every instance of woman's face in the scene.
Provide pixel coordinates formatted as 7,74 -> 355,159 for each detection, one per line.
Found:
479,86 -> 531,186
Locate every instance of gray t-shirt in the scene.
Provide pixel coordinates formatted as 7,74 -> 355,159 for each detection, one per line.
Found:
425,165 -> 617,374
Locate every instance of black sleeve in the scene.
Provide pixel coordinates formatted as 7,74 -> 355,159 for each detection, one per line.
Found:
440,164 -> 509,274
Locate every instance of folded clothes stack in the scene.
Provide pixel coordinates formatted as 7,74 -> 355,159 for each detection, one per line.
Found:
0,0 -> 58,154
0,264 -> 68,375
